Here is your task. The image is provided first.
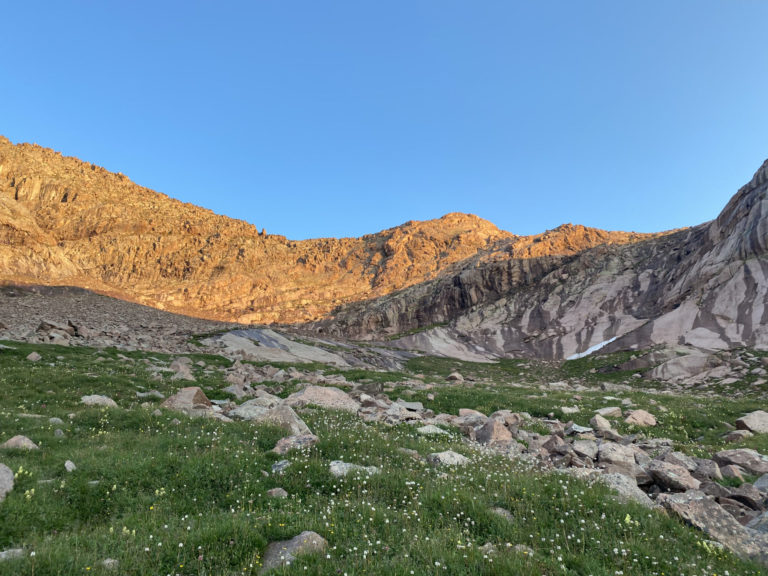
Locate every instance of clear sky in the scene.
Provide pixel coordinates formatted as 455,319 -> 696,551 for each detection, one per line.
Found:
2,1 -> 767,240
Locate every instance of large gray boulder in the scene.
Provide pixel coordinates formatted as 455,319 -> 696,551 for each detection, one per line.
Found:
599,473 -> 655,509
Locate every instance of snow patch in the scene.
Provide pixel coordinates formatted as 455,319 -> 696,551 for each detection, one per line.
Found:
566,337 -> 618,361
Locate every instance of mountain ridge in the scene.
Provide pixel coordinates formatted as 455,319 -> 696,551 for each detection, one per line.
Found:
0,136 -> 659,325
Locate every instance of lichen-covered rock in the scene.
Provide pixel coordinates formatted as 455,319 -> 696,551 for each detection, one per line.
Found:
427,450 -> 470,467
736,410 -> 768,434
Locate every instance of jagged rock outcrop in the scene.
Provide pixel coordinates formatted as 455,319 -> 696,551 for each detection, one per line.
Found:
0,136 -> 654,327
317,159 -> 768,360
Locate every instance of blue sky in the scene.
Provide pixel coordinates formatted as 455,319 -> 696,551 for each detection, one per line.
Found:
2,1 -> 767,240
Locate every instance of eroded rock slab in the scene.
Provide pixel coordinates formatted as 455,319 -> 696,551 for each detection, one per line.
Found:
657,491 -> 768,567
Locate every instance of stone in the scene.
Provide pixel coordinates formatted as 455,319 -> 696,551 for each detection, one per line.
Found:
260,531 -> 327,573
285,386 -> 360,413
136,390 -> 164,399
589,414 -> 612,431
267,487 -> 288,499
446,372 -> 464,382
624,409 -> 657,427
258,405 -> 312,436
475,419 -> 514,447
64,460 -> 76,473
0,464 -> 13,502
648,460 -> 701,491
488,410 -> 523,427
26,352 -> 41,362
692,458 -> 723,482
659,451 -> 698,472
0,435 -> 39,450
747,512 -> 768,533
565,423 -> 592,435
720,465 -> 746,482
416,425 -> 449,436
657,491 -> 768,567
101,558 -> 119,570
730,484 -> 766,511
754,473 -> 768,492
81,394 -> 118,408
396,399 -> 424,412
427,450 -> 470,467
273,434 -> 319,455
161,387 -> 213,415
49,417 -> 64,425
723,430 -> 753,443
572,439 -> 598,460
560,406 -> 580,415
595,406 -> 622,418
735,410 -> 768,434
0,549 -> 24,561
222,383 -> 256,399
54,429 -> 64,438
599,473 -> 655,509
271,460 -> 291,474
329,461 -> 379,477
714,449 -> 768,476
598,442 -> 635,470
229,402 -> 270,421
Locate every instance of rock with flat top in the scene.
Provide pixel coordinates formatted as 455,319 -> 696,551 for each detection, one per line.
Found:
736,410 -> 768,434
285,386 -> 360,413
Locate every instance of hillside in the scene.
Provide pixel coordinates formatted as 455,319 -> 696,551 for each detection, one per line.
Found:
0,136 -> 656,324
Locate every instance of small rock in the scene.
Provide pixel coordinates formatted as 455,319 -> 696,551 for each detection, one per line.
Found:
754,473 -> 768,492
267,487 -> 288,499
723,430 -> 753,443
590,414 -> 612,431
475,419 -> 514,447
595,406 -> 622,418
101,558 -> 119,570
572,439 -> 598,460
721,464 -> 746,482
329,461 -> 380,477
285,386 -> 360,413
396,399 -> 424,412
560,406 -> 580,415
49,417 -> 64,425
0,435 -> 39,450
260,531 -> 327,573
54,429 -> 64,438
26,352 -> 41,362
446,372 -> 464,382
81,395 -> 118,408
64,460 -> 76,473
0,548 -> 25,561
427,450 -> 470,467
416,425 -> 449,436
271,460 -> 291,474
0,464 -> 13,502
565,423 -> 593,435
272,434 -> 319,455
489,507 -> 514,521
624,409 -> 657,427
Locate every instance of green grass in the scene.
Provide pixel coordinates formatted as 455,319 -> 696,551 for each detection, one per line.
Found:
0,341 -> 766,575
